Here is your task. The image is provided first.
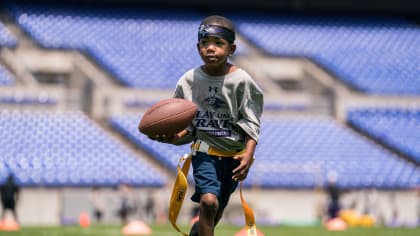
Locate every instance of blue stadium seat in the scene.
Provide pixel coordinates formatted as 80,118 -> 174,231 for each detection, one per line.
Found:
9,5 -> 251,89
0,110 -> 166,187
109,114 -> 193,181
0,93 -> 57,105
233,14 -> 420,95
110,114 -> 420,189
0,22 -> 18,47
11,4 -> 203,89
11,5 -> 419,94
348,108 -> 420,164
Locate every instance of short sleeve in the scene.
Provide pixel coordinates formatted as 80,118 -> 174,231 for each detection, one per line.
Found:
173,84 -> 184,99
171,74 -> 194,144
236,78 -> 264,142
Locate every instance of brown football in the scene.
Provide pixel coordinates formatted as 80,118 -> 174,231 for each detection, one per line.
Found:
138,98 -> 197,137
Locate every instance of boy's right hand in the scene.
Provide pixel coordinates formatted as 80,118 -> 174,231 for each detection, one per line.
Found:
148,134 -> 176,143
148,129 -> 189,144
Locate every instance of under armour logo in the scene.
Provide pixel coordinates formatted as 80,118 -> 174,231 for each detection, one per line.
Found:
199,25 -> 216,38
208,86 -> 218,93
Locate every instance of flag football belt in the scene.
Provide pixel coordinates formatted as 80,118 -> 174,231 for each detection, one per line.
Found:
191,139 -> 245,157
169,140 -> 258,236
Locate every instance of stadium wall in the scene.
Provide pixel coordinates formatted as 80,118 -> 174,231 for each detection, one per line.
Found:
14,188 -> 419,226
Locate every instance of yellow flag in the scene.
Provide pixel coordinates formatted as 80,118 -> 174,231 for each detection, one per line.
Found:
168,154 -> 192,236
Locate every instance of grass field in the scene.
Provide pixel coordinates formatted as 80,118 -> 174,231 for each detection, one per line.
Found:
1,224 -> 419,236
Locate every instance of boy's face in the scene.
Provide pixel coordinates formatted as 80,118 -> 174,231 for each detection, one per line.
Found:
197,36 -> 235,68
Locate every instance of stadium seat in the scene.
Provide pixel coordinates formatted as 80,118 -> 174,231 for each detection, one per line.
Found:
0,22 -> 18,47
233,14 -> 420,95
110,114 -> 420,189
11,4 -> 202,89
109,114 -> 193,180
0,110 -> 166,187
348,108 -> 420,164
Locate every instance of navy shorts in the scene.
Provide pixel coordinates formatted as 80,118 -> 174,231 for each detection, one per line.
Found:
191,152 -> 240,210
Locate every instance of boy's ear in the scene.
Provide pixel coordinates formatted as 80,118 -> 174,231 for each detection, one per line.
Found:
229,43 -> 236,56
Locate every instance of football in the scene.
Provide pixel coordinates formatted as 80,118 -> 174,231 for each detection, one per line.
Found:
138,98 -> 197,137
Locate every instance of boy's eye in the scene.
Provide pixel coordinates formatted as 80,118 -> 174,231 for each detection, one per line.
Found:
199,38 -> 227,47
215,39 -> 226,46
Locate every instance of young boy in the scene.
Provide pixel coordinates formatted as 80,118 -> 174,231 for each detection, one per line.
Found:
152,15 -> 263,236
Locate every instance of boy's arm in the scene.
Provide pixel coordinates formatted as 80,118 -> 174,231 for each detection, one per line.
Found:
232,78 -> 262,181
232,135 -> 257,181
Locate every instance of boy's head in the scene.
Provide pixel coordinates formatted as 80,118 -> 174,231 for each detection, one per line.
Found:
198,15 -> 235,44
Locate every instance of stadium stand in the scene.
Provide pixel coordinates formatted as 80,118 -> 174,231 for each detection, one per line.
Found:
233,14 -> 420,95
254,117 -> 419,189
0,0 -> 418,226
0,21 -> 18,47
0,93 -> 57,105
3,4 -> 418,190
10,4 -> 204,89
348,107 -> 420,165
110,114 -> 191,169
110,114 -> 420,189
0,110 -> 166,187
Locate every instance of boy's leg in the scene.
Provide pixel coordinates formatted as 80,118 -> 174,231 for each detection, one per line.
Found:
198,193 -> 219,236
189,153 -> 239,235
189,221 -> 199,236
189,202 -> 226,236
212,157 -> 240,226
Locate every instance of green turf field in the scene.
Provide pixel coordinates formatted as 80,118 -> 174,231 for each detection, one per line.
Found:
1,224 -> 419,236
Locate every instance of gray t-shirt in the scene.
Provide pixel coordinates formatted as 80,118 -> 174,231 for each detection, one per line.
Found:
173,67 -> 263,151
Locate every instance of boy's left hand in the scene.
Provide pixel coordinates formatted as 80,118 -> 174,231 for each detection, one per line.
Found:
232,153 -> 254,181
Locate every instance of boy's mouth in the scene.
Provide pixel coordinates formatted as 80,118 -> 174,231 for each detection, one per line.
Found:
206,55 -> 217,61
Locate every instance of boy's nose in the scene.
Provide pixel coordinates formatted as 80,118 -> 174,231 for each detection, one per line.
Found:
206,43 -> 216,51
206,48 -> 215,53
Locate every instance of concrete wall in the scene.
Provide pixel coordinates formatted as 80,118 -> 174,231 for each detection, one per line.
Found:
12,187 -> 419,226
15,188 -> 61,225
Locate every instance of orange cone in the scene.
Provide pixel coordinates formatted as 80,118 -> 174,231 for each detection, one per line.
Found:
235,227 -> 265,236
326,217 -> 347,231
78,212 -> 90,228
0,218 -> 20,231
121,220 -> 152,235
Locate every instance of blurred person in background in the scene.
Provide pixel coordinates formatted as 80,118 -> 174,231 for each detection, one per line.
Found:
325,171 -> 341,220
387,192 -> 400,227
0,174 -> 20,223
143,191 -> 156,224
89,186 -> 105,224
116,183 -> 136,225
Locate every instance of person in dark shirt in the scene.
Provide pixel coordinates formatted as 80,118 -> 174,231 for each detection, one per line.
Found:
1,174 -> 20,222
326,171 -> 340,219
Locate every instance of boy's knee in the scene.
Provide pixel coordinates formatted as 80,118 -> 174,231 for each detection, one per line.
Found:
200,193 -> 219,213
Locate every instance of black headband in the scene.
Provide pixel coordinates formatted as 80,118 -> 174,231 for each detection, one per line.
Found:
198,24 -> 235,43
